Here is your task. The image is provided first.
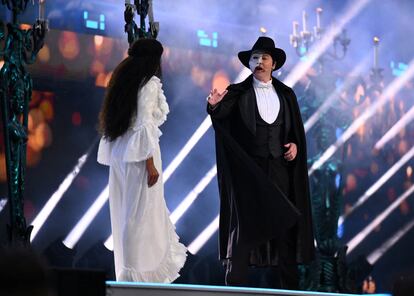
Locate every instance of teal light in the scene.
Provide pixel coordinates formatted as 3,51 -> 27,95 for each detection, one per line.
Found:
83,10 -> 106,31
391,61 -> 408,77
86,20 -> 99,30
197,30 -> 218,48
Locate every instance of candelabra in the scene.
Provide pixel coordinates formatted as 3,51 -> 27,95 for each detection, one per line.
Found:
290,8 -> 350,66
370,37 -> 383,86
0,0 -> 48,245
124,0 -> 159,46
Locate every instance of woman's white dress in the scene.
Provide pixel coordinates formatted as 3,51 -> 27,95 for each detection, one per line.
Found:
97,76 -> 187,283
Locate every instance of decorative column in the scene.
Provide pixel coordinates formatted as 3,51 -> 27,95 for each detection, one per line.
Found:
290,8 -> 359,293
124,0 -> 159,45
0,0 -> 47,245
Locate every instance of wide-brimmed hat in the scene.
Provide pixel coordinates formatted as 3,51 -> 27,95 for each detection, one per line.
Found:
238,36 -> 286,71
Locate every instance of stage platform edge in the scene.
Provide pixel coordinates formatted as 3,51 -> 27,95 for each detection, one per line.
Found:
106,281 -> 391,296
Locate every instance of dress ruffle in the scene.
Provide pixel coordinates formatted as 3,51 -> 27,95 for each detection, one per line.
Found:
97,137 -> 112,166
123,123 -> 161,162
118,231 -> 187,283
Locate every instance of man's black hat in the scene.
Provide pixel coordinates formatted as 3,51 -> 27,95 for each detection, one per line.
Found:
238,36 -> 286,71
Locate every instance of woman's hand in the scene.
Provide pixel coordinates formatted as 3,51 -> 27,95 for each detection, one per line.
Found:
146,157 -> 159,187
207,88 -> 228,106
284,143 -> 297,161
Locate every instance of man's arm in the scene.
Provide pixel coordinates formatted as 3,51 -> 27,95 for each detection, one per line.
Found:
284,87 -> 304,162
207,86 -> 238,119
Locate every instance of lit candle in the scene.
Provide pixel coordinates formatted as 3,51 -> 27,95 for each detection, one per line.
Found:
302,10 -> 308,32
316,8 -> 322,29
293,21 -> 299,37
38,0 -> 45,20
373,36 -> 379,68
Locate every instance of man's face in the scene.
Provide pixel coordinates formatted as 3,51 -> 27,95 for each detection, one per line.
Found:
249,51 -> 275,82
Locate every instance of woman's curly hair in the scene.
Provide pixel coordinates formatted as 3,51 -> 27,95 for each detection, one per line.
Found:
98,38 -> 163,141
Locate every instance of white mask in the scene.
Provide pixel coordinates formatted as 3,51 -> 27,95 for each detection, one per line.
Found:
249,53 -> 264,72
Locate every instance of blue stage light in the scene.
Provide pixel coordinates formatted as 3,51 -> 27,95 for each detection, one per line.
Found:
197,30 -> 218,48
391,61 -> 408,77
83,10 -> 106,32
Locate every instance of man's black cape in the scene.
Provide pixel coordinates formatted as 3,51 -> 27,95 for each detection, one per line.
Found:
208,75 -> 315,264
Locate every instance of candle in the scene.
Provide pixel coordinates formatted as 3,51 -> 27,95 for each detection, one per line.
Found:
293,21 -> 299,37
38,0 -> 45,20
302,10 -> 308,32
373,36 -> 379,68
316,8 -> 322,29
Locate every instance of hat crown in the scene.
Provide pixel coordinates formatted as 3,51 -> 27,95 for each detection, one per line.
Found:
251,36 -> 276,52
237,36 -> 286,71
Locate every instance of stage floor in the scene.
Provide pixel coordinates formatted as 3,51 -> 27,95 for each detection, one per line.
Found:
106,282 -> 391,296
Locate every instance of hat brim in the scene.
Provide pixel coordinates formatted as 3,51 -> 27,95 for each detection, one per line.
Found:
238,48 -> 286,71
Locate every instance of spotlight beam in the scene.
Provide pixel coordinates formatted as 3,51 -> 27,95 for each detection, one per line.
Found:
104,234 -> 113,251
346,184 -> 414,255
63,186 -> 109,249
374,104 -> 414,150
163,116 -> 212,183
342,146 -> 414,220
304,57 -> 369,133
170,165 -> 217,224
309,58 -> 414,175
367,217 -> 414,265
187,215 -> 219,255
163,67 -> 251,184
30,138 -> 98,242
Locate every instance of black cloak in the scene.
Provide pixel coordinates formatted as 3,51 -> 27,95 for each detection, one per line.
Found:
208,75 -> 315,264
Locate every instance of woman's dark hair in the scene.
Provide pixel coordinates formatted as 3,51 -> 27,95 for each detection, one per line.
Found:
98,38 -> 163,141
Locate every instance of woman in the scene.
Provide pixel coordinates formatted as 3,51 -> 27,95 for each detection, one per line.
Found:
97,38 -> 187,283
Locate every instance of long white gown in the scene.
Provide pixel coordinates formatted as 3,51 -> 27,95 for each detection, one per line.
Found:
97,76 -> 187,283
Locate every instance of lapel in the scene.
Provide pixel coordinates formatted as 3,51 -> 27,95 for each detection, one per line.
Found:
273,78 -> 292,142
238,85 -> 256,135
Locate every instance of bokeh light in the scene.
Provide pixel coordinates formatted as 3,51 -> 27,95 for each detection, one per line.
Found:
211,70 -> 230,93
38,45 -> 51,63
58,31 -> 80,60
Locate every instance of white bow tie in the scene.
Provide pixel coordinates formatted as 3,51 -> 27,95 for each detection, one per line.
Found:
257,83 -> 272,89
255,81 -> 273,89
253,77 -> 273,89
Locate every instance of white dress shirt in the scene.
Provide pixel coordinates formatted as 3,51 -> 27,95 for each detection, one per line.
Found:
252,76 -> 280,124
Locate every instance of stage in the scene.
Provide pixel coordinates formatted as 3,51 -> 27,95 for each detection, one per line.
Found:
106,282 -> 391,296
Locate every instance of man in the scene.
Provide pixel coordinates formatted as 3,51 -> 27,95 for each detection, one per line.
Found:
207,36 -> 314,289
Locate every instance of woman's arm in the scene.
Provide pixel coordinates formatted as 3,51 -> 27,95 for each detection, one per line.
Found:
146,157 -> 159,187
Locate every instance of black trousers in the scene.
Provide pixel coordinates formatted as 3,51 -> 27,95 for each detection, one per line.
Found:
225,155 -> 299,290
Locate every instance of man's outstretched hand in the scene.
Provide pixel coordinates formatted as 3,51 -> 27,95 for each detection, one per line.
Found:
207,88 -> 228,106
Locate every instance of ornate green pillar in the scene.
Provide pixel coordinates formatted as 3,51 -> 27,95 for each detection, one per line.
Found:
124,0 -> 159,45
0,0 -> 47,245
